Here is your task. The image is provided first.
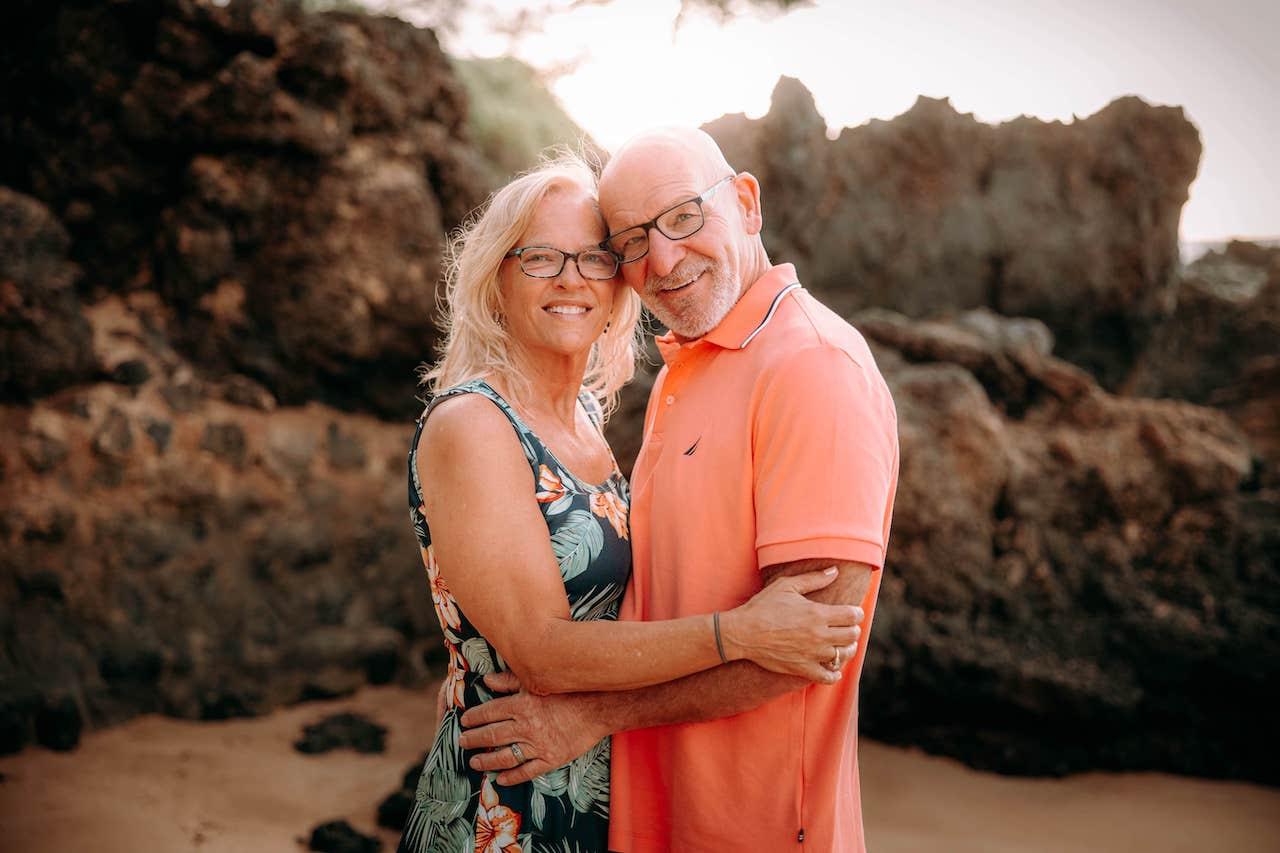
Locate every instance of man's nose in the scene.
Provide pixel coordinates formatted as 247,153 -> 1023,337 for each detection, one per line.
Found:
645,229 -> 684,279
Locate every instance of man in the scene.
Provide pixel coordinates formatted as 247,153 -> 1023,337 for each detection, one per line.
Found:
458,127 -> 899,852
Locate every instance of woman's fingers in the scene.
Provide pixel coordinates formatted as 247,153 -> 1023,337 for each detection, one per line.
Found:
823,625 -> 861,647
779,566 -> 840,595
482,671 -> 523,694
812,602 -> 863,626
798,661 -> 842,684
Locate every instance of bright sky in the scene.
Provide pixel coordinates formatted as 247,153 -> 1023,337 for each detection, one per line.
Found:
413,0 -> 1279,241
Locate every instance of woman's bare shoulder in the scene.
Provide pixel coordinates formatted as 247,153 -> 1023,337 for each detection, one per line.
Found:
418,392 -> 526,477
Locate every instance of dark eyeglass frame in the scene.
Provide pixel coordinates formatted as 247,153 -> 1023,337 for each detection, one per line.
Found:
605,174 -> 736,264
504,245 -> 621,281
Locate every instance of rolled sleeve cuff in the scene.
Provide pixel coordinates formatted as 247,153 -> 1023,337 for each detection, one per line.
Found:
756,536 -> 885,571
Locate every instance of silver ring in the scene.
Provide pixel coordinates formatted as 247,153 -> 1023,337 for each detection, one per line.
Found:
509,743 -> 526,763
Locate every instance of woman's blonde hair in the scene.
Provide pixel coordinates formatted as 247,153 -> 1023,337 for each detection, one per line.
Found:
420,149 -> 642,418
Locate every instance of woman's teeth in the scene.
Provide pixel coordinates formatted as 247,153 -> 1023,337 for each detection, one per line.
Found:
546,305 -> 588,314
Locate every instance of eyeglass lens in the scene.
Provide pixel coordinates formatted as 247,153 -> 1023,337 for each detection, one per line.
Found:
607,177 -> 731,263
518,248 -> 618,280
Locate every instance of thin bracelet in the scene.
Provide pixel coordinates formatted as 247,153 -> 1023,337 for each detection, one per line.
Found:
713,611 -> 728,663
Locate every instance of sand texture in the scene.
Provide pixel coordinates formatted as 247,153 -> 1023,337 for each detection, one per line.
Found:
2,685 -> 1278,853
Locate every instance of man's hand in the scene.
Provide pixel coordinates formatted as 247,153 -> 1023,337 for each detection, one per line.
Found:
459,672 -> 609,785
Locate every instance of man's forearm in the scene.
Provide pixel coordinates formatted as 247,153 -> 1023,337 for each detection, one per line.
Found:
590,558 -> 872,732
587,659 -> 806,733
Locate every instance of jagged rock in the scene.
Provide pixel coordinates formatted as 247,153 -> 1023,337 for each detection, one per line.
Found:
704,78 -> 1201,388
1126,241 -> 1280,485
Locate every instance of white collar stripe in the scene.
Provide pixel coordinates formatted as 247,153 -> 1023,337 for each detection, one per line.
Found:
739,282 -> 801,348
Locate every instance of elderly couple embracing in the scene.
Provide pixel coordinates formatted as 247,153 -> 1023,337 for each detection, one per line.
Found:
398,127 -> 899,853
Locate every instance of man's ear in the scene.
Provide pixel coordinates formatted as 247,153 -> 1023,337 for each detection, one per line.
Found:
732,171 -> 764,235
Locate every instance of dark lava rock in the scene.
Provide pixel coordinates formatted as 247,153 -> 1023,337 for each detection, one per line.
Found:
2,0 -> 488,418
294,712 -> 387,755
143,418 -> 173,452
308,819 -> 381,853
0,188 -> 98,401
34,695 -> 81,751
109,359 -> 152,388
20,430 -> 70,474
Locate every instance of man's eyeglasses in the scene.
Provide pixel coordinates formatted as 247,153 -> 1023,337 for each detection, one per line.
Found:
605,175 -> 736,264
504,246 -> 620,281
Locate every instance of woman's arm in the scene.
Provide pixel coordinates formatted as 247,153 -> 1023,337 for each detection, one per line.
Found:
419,395 -> 860,696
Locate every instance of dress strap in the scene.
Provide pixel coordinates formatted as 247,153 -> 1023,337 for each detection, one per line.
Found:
422,379 -> 543,475
578,389 -> 605,432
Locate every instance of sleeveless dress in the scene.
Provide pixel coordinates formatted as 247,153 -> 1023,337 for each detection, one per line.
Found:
398,379 -> 632,853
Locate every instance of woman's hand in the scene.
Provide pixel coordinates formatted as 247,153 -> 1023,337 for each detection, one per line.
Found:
721,568 -> 864,684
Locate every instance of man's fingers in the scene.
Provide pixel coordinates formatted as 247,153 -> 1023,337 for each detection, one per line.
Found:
781,566 -> 840,595
483,671 -> 522,694
458,720 -> 519,750
497,758 -> 555,786
460,697 -> 518,728
469,746 -> 522,772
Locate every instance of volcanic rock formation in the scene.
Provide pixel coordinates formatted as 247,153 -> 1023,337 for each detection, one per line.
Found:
2,0 -> 486,418
704,77 -> 1202,389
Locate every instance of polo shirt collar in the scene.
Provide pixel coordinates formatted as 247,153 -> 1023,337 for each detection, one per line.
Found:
656,263 -> 801,362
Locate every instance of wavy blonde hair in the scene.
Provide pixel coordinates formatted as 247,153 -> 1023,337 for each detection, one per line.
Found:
420,150 -> 642,418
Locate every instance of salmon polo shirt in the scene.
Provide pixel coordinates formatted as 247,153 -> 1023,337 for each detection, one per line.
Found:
608,263 -> 899,853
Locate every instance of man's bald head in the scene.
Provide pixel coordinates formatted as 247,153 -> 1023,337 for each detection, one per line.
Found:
600,127 -> 732,196
598,126 -> 770,341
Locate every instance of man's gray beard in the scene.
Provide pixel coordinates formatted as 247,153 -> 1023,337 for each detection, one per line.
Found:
646,261 -> 737,340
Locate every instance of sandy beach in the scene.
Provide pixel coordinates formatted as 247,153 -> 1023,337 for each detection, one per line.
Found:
1,684 -> 1277,853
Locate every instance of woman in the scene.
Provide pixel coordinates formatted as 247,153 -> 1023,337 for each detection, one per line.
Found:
398,153 -> 859,853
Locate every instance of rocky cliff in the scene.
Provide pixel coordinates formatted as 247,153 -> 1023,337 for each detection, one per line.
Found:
705,77 -> 1202,390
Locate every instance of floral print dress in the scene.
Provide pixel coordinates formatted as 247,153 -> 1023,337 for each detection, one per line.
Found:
398,379 -> 631,853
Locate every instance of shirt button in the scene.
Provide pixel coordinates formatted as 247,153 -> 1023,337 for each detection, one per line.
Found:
665,395 -> 675,405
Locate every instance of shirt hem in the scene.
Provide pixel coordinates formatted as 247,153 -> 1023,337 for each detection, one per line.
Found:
756,536 -> 885,570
